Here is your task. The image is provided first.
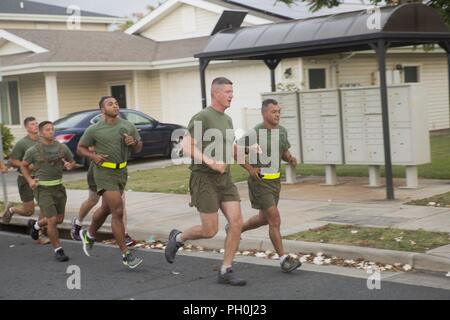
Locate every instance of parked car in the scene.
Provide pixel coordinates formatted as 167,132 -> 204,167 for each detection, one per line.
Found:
53,109 -> 185,167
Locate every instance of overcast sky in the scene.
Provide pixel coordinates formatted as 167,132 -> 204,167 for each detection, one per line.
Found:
31,0 -> 377,20
32,0 -> 162,19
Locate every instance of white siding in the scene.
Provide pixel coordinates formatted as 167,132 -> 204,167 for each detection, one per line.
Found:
57,72 -> 101,116
333,53 -> 449,130
160,61 -> 271,129
140,4 -> 219,41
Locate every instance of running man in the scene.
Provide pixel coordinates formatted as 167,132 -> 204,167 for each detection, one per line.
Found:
76,96 -> 143,269
70,159 -> 136,247
2,117 -> 39,223
164,77 -> 247,286
2,117 -> 49,244
21,121 -> 76,262
237,98 -> 302,273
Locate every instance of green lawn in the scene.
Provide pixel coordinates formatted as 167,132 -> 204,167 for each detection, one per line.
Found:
407,192 -> 450,207
284,224 -> 450,253
65,164 -> 249,194
65,129 -> 450,194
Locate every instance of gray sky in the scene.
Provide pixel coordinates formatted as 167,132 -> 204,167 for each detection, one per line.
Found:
31,0 -> 378,20
32,0 -> 161,19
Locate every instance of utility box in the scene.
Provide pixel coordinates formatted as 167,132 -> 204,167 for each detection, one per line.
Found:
341,84 -> 430,165
298,89 -> 343,164
256,84 -> 430,187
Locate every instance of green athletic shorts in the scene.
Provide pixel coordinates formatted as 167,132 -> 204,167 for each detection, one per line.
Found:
247,176 -> 281,210
189,172 -> 240,213
34,185 -> 67,217
17,175 -> 35,203
93,165 -> 127,194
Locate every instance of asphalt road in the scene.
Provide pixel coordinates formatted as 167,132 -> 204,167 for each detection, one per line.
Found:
1,231 -> 450,301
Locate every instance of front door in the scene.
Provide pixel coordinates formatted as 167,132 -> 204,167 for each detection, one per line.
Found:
111,85 -> 127,108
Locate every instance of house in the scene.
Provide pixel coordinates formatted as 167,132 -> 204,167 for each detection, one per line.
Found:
0,0 -> 448,141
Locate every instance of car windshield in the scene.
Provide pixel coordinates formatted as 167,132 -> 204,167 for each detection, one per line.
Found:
54,113 -> 89,130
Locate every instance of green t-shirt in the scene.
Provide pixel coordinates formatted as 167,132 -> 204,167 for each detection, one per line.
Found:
79,118 -> 141,164
238,123 -> 291,171
10,135 -> 39,174
23,141 -> 74,181
187,106 -> 235,175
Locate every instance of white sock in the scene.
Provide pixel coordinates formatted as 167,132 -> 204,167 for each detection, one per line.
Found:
54,247 -> 62,253
280,254 -> 288,265
221,265 -> 232,274
87,231 -> 95,240
75,218 -> 82,226
34,222 -> 41,230
8,207 -> 14,214
175,233 -> 183,244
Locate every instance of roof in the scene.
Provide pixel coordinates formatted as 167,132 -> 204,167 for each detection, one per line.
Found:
0,29 -> 158,66
195,3 -> 450,60
0,0 -> 118,18
220,0 -> 372,20
0,29 -> 210,68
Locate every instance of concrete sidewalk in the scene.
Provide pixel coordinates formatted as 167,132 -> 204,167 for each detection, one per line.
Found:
3,175 -> 450,272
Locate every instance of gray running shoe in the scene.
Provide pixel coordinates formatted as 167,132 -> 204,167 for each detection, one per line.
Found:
164,229 -> 183,263
122,251 -> 143,269
281,255 -> 302,273
218,267 -> 247,286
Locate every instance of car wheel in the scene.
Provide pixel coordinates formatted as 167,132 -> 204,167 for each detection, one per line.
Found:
167,136 -> 183,158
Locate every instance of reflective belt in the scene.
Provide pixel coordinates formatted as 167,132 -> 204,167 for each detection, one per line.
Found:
261,172 -> 281,180
39,179 -> 62,186
100,161 -> 127,169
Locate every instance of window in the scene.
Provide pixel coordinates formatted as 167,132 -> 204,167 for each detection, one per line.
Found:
0,81 -> 20,125
110,85 -> 127,108
54,112 -> 91,129
308,68 -> 326,89
403,66 -> 419,83
124,111 -> 155,126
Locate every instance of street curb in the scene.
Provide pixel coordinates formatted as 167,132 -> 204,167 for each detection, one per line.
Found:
3,216 -> 450,273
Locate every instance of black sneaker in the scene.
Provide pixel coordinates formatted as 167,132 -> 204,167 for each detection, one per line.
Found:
218,267 -> 247,286
55,248 -> 69,262
28,219 -> 39,240
164,229 -> 183,263
281,255 -> 302,273
122,250 -> 143,269
70,218 -> 81,241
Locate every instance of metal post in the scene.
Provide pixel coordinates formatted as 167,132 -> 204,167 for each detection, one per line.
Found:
264,58 -> 281,92
199,58 -> 210,109
270,68 -> 276,92
371,40 -> 394,200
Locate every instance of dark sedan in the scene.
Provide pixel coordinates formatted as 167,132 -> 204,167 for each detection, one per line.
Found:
53,109 -> 185,166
